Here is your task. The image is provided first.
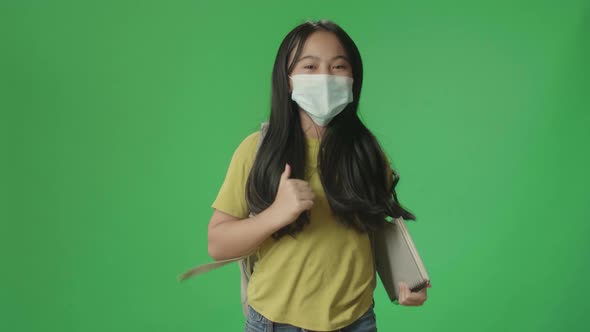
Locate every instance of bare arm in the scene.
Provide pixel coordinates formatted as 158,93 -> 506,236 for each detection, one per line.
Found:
208,163 -> 314,261
207,206 -> 285,261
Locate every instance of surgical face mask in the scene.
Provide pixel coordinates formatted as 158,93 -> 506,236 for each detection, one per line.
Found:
289,74 -> 354,126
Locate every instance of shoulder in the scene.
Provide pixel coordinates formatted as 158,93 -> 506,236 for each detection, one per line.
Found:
232,130 -> 262,162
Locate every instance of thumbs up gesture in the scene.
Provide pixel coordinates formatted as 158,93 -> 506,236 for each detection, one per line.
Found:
269,163 -> 315,228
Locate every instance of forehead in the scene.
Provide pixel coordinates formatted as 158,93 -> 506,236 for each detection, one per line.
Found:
288,31 -> 347,64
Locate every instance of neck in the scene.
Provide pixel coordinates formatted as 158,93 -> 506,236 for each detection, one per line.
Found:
298,109 -> 326,139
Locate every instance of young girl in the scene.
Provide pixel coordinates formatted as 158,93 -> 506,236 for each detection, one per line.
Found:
207,19 -> 430,332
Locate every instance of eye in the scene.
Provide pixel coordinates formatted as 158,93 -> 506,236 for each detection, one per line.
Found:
303,64 -> 315,69
333,64 -> 347,69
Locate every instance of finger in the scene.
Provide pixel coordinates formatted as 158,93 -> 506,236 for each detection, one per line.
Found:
403,298 -> 418,306
402,294 -> 420,306
422,287 -> 428,295
285,180 -> 308,194
300,199 -> 314,210
289,179 -> 310,187
406,290 -> 426,304
401,283 -> 426,306
280,163 -> 291,182
406,299 -> 422,306
399,282 -> 407,304
298,190 -> 315,201
401,284 -> 416,305
294,182 -> 314,196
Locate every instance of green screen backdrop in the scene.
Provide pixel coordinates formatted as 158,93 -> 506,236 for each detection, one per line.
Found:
1,0 -> 589,331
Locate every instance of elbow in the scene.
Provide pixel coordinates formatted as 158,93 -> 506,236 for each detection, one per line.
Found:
208,246 -> 223,261
207,230 -> 224,261
207,243 -> 217,261
207,235 -> 219,261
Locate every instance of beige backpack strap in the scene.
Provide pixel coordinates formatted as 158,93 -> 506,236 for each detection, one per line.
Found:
177,254 -> 248,281
256,121 -> 269,153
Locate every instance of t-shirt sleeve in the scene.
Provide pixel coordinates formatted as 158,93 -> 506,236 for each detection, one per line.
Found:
211,132 -> 258,219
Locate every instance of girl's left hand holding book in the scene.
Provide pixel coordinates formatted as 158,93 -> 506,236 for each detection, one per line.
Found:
399,281 -> 432,306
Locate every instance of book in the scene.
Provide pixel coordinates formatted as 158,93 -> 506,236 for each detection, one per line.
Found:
373,217 -> 430,302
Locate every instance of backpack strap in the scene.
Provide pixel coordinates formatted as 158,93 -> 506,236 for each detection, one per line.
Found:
254,121 -> 269,159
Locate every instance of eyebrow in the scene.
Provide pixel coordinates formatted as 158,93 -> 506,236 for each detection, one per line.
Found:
297,55 -> 351,63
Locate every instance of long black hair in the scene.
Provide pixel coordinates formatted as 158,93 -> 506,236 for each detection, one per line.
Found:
246,19 -> 416,240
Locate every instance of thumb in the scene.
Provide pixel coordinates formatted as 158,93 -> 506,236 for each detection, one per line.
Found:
280,163 -> 291,183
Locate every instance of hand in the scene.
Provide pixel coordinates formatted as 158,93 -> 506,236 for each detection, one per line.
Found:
398,281 -> 431,306
269,163 -> 315,228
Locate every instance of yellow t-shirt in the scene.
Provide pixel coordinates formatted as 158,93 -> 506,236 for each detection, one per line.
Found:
211,130 -> 393,331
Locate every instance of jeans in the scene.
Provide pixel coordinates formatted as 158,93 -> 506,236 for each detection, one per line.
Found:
244,301 -> 377,332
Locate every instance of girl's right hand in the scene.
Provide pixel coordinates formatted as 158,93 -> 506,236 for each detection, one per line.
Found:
270,163 -> 315,228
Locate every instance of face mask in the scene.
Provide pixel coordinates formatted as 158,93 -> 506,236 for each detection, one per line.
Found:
289,74 -> 354,126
